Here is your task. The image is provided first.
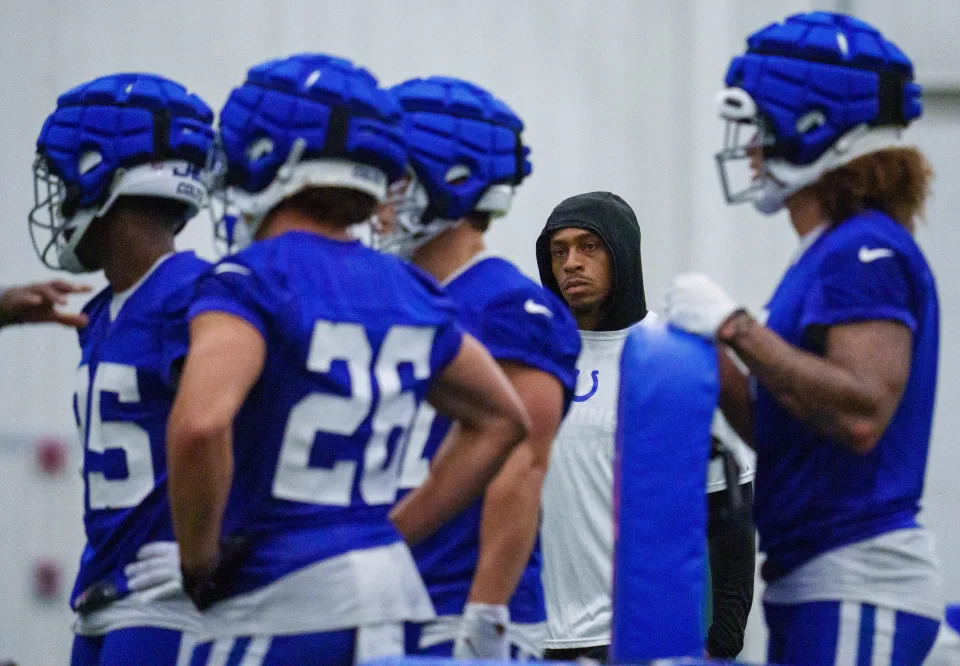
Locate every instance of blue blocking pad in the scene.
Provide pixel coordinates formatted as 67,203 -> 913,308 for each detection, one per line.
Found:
611,322 -> 717,661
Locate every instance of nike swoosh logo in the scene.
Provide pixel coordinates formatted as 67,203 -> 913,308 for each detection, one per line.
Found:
858,246 -> 894,263
524,299 -> 553,317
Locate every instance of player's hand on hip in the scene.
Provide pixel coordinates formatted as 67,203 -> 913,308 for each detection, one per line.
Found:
124,541 -> 183,603
181,534 -> 252,610
453,603 -> 510,659
665,273 -> 742,339
0,280 -> 90,328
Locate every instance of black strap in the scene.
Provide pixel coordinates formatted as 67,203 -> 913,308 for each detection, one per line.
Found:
512,131 -> 524,185
876,71 -> 907,126
152,110 -> 171,160
322,105 -> 351,156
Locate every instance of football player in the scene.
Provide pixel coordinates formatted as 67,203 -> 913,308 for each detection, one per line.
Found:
28,73 -> 217,664
375,76 -> 580,659
0,280 -> 90,328
535,191 -> 756,660
666,11 -> 943,665
167,54 -> 530,665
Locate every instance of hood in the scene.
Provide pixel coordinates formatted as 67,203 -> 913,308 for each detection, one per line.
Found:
536,191 -> 647,331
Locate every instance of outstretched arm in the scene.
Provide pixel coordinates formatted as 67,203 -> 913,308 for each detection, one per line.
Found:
0,280 -> 90,328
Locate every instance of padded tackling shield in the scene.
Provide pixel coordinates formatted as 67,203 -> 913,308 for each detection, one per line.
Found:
611,322 -> 717,660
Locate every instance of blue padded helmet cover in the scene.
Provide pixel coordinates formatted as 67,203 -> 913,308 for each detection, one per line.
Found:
391,76 -> 532,221
219,53 -> 406,194
36,73 -> 214,210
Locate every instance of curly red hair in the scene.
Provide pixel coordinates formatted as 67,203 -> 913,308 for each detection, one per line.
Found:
810,147 -> 933,233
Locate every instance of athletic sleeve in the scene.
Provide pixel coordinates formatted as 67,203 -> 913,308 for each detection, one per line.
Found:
707,481 -> 756,659
188,258 -> 277,340
159,304 -> 191,389
159,259 -> 213,389
477,287 -> 581,395
429,313 -> 465,376
800,234 -> 917,333
402,262 -> 465,375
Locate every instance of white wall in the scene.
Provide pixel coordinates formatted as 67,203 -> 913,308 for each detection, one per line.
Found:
0,1 -> 956,663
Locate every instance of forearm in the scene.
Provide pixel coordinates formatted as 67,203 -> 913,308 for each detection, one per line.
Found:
391,419 -> 518,545
706,482 -> 755,658
718,346 -> 754,446
721,314 -> 878,450
469,445 -> 545,604
168,427 -> 233,572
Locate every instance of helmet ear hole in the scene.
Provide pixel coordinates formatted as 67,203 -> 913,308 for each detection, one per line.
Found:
444,164 -> 471,184
246,137 -> 275,163
78,151 -> 103,176
796,110 -> 827,135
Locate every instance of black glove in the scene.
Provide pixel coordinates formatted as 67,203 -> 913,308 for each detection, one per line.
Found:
182,535 -> 252,611
73,580 -> 121,614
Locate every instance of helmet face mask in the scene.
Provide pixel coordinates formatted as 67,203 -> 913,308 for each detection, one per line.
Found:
371,170 -> 451,260
210,186 -> 253,256
30,158 -> 212,273
30,154 -> 76,271
715,106 -> 779,209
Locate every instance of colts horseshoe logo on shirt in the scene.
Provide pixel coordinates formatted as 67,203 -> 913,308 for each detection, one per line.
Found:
573,370 -> 599,402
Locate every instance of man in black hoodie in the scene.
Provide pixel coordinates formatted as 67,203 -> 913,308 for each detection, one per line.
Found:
536,191 -> 756,660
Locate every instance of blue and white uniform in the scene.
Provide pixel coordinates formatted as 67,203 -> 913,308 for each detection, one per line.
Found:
695,11 -> 945,664
186,232 -> 462,663
72,252 -> 209,663
400,254 -> 579,658
758,211 -> 943,664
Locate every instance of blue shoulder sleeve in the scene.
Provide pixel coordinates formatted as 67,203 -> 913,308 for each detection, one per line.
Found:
188,256 -> 278,340
402,262 -> 464,374
159,301 -> 191,389
801,229 -> 917,332
159,256 -> 211,388
477,287 -> 581,393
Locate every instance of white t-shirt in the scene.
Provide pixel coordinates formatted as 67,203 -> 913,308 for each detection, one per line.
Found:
540,314 -> 754,648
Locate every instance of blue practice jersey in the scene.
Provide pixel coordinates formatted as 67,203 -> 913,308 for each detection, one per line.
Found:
72,251 -> 210,607
188,231 -> 463,598
398,256 -> 580,622
755,211 -> 939,580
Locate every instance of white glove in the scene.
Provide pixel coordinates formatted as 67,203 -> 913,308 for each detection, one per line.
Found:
123,541 -> 183,603
665,273 -> 742,339
453,603 -> 510,659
